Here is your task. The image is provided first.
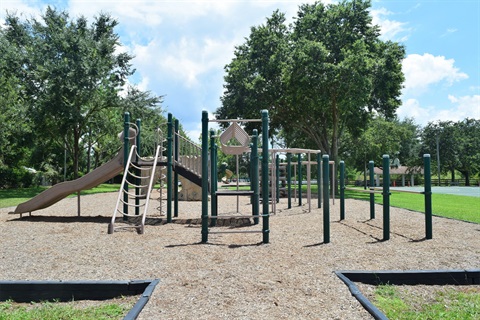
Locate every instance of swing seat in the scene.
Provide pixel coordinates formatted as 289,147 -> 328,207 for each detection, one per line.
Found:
219,122 -> 250,155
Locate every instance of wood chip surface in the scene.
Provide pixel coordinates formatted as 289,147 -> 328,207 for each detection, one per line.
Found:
1,191 -> 479,319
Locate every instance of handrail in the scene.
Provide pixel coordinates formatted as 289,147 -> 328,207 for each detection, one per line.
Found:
174,132 -> 202,176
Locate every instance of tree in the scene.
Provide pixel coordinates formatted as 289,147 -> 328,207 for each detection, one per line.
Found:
422,119 -> 480,185
456,118 -> 480,185
345,117 -> 420,181
217,0 -> 405,171
2,7 -> 147,179
421,121 -> 459,183
0,30 -> 35,187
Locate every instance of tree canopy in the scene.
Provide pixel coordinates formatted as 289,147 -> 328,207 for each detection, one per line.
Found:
216,0 -> 405,167
0,7 -> 165,187
421,119 -> 480,185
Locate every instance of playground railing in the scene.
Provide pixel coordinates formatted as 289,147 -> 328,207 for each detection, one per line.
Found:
174,133 -> 202,176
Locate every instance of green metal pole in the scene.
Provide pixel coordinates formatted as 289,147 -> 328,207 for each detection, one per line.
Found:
135,119 -> 141,216
252,130 -> 259,225
123,112 -> 130,221
322,154 -> 330,244
276,155 -> 280,203
424,154 -> 433,239
174,119 -> 179,218
166,113 -> 173,223
201,111 -> 209,243
382,155 -> 390,241
298,155 -> 302,206
369,161 -> 375,219
317,153 -> 322,209
210,129 -> 217,227
340,160 -> 345,220
287,153 -> 292,209
261,110 -> 269,244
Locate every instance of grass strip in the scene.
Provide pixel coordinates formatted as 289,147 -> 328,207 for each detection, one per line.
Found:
0,299 -> 132,320
373,284 -> 480,320
0,184 -> 120,208
344,188 -> 480,224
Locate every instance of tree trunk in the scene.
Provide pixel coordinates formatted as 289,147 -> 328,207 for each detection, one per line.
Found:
331,99 -> 339,195
74,128 -> 80,180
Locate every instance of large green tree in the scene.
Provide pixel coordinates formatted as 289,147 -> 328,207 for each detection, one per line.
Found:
2,7 -> 159,179
421,119 -> 480,185
0,31 -> 34,187
343,117 -> 420,184
455,118 -> 480,185
217,0 -> 405,168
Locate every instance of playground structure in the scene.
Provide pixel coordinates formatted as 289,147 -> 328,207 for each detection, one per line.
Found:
10,107 -> 337,243
268,151 -> 336,215
202,110 -> 270,243
10,109 -> 435,245
10,128 -> 137,217
340,154 -> 433,241
109,112 -> 204,233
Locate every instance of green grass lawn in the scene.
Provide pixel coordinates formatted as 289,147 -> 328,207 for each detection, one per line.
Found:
0,299 -> 133,320
344,188 -> 480,224
373,284 -> 480,320
0,184 -> 120,208
2,184 -> 478,224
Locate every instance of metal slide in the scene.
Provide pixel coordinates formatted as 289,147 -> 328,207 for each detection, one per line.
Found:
11,150 -> 125,215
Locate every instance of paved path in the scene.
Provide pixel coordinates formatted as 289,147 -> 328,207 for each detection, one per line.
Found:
390,186 -> 480,197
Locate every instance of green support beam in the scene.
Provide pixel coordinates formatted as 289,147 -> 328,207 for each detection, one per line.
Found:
166,113 -> 173,223
340,160 -> 345,220
201,111 -> 209,243
287,153 -> 292,209
382,155 -> 390,241
322,154 -> 330,244
261,110 -> 269,244
251,130 -> 259,225
369,160 -> 375,219
424,154 -> 433,239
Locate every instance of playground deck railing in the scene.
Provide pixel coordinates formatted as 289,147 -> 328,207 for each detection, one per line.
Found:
174,132 -> 202,177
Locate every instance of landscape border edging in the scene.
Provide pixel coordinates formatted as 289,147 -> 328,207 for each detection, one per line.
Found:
0,279 -> 160,320
335,269 -> 480,320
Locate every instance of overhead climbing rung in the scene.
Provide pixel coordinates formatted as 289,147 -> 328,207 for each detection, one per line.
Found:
215,190 -> 254,196
208,230 -> 263,234
209,214 -> 268,219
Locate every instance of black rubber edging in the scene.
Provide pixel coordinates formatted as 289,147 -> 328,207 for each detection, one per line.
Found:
0,279 -> 159,320
335,269 -> 480,320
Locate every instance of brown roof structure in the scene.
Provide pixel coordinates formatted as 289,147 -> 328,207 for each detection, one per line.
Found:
372,166 -> 424,175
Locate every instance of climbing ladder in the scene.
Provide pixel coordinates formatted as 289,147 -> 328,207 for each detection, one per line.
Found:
108,144 -> 161,234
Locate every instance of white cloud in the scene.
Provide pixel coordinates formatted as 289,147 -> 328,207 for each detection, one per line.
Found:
370,7 -> 410,41
397,98 -> 434,125
402,53 -> 468,94
447,95 -> 480,119
399,96 -> 480,126
132,36 -> 236,89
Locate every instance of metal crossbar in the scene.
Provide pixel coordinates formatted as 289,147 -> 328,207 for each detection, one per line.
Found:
209,214 -> 268,219
208,230 -> 263,234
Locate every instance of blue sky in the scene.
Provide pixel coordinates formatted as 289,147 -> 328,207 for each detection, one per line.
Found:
1,0 -> 479,142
